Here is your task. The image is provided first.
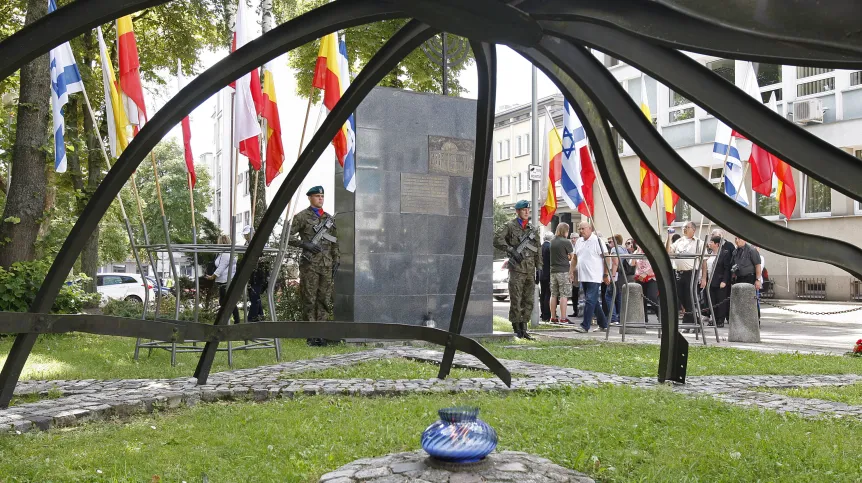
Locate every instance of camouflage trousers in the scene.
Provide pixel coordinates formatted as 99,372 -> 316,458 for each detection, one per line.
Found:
300,268 -> 333,321
508,271 -> 535,324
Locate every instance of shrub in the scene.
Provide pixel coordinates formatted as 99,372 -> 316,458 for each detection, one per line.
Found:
102,298 -> 146,319
0,260 -> 99,314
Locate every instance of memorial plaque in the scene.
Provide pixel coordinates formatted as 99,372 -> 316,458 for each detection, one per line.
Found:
428,135 -> 474,177
401,173 -> 449,215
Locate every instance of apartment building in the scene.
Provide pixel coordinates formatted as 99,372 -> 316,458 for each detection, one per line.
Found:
494,52 -> 862,300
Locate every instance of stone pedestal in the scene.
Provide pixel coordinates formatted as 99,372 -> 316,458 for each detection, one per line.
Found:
619,283 -> 647,334
319,450 -> 595,482
729,283 -> 760,343
334,87 -> 493,335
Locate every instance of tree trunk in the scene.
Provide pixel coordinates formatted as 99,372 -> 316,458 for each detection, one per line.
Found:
0,0 -> 50,268
80,32 -> 100,294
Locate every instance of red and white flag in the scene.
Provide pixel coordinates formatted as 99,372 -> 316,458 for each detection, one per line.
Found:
232,0 -> 262,170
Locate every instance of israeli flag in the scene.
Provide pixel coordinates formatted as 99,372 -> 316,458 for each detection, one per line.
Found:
48,0 -> 84,173
560,100 -> 587,211
338,36 -> 356,192
723,137 -> 749,207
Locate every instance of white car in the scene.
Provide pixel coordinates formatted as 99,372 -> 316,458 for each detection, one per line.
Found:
96,273 -> 154,304
493,259 -> 509,301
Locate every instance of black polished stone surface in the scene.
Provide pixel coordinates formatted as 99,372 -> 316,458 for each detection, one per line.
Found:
334,87 -> 492,334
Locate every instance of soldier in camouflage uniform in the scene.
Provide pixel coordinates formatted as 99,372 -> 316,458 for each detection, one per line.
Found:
289,186 -> 339,346
493,200 -> 542,340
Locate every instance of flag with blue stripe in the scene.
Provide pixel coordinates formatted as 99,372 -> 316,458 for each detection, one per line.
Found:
337,36 -> 356,192
560,100 -> 595,216
48,0 -> 83,173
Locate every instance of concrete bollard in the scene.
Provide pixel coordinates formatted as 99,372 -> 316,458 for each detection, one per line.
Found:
729,283 -> 760,343
619,283 -> 647,334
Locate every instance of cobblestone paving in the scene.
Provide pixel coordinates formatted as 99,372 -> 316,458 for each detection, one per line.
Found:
319,450 -> 595,483
2,346 -> 861,433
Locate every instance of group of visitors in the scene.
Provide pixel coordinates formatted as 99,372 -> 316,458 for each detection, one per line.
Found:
519,202 -> 767,336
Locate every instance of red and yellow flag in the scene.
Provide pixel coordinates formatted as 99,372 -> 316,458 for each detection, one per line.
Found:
540,117 -> 563,226
640,161 -> 659,207
117,16 -> 147,128
313,33 -> 349,163
663,184 -> 680,225
774,158 -> 796,219
262,63 -> 284,186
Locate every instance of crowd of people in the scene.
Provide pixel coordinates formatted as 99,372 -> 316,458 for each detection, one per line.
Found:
499,201 -> 766,338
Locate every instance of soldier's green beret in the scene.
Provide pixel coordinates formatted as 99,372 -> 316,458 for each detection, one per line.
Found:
306,186 -> 324,196
514,200 -> 529,210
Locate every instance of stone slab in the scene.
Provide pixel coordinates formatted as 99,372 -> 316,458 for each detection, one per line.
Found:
729,283 -> 760,343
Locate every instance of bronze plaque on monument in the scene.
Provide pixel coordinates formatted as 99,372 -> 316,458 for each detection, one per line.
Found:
400,173 -> 449,215
428,135 -> 474,177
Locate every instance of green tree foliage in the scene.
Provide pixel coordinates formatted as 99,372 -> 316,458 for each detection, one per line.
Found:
279,0 -> 474,100
0,260 -> 99,313
133,140 -> 213,245
493,200 -> 511,259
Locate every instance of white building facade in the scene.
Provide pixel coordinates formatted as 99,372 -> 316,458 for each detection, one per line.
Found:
494,51 -> 862,301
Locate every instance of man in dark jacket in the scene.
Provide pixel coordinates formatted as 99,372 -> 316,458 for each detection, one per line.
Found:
707,235 -> 733,327
539,233 -> 553,321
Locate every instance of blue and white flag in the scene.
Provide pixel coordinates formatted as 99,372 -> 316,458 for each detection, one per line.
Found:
48,0 -> 84,173
560,100 -> 595,217
722,136 -> 749,207
337,35 -> 356,192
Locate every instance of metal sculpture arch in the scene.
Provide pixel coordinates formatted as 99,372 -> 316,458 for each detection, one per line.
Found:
2,0 -> 862,407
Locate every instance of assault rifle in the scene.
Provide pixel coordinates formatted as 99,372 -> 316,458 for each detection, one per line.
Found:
302,215 -> 337,261
508,230 -> 538,266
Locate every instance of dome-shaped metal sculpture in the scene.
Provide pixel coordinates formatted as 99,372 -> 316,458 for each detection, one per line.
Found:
1,0 -> 862,408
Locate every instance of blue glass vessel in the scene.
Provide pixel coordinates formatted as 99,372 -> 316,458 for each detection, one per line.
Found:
421,407 -> 497,463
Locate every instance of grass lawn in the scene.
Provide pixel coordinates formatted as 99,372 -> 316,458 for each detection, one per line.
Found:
760,383 -> 862,406
485,339 -> 862,377
0,334 -> 362,381
283,358 -> 495,380
1,386 -> 861,482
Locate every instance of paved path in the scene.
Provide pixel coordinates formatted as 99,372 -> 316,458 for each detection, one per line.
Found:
496,299 -> 862,355
2,346 -> 861,433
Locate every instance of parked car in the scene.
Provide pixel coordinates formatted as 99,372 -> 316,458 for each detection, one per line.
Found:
492,259 -> 509,301
96,273 -> 154,304
145,276 -> 174,297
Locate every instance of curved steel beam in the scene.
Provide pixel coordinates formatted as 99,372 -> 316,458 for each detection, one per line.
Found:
437,40 -> 495,380
534,35 -> 862,283
0,0 -> 405,409
0,313 -> 510,388
0,0 -> 172,81
194,19 -> 438,383
398,0 -> 541,46
539,20 -> 862,203
521,0 -> 862,69
514,45 -> 686,383
655,0 -> 862,57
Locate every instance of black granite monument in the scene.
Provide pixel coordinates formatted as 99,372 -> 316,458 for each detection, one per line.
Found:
334,87 -> 493,334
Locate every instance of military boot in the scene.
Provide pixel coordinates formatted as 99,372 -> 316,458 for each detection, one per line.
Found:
511,323 -> 523,339
519,323 -> 535,341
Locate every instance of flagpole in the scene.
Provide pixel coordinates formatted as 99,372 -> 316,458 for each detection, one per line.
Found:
178,59 -> 200,323
79,87 -> 150,317
148,150 -> 181,321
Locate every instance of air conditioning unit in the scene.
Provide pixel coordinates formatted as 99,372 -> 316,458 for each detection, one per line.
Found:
793,98 -> 825,124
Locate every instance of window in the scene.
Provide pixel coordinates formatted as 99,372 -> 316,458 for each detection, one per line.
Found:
706,59 -> 734,83
243,170 -> 250,196
851,71 -> 862,87
796,67 -> 833,79
795,66 -> 834,97
674,200 -> 691,223
803,175 -> 831,215
243,210 -> 250,227
709,167 -> 724,191
756,191 -> 780,217
517,172 -> 530,193
102,276 -> 123,286
604,54 -> 620,68
516,134 -> 530,156
753,63 -> 783,102
496,141 -> 503,161
121,276 -> 138,284
668,89 -> 694,123
497,176 -> 510,196
502,139 -> 510,159
797,78 -> 835,97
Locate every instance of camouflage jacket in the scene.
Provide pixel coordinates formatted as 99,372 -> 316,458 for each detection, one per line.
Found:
288,207 -> 339,273
493,218 -> 542,274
